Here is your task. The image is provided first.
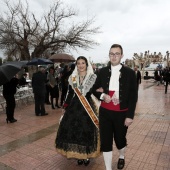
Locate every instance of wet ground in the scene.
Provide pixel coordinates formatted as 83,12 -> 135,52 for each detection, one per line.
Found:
0,79 -> 170,170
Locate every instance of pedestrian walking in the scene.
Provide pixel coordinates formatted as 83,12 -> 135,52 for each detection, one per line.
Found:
92,44 -> 137,170
55,56 -> 100,166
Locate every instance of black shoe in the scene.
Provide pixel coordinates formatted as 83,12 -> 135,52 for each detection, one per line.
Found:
12,118 -> 17,122
77,159 -> 83,165
117,158 -> 125,169
41,113 -> 48,116
35,113 -> 40,116
55,105 -> 61,108
6,118 -> 17,123
52,106 -> 55,109
46,102 -> 51,105
83,159 -> 90,166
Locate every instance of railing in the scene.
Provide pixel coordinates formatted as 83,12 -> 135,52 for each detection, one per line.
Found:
0,94 -> 6,111
15,86 -> 34,106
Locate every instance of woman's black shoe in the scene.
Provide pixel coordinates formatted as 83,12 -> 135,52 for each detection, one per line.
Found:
77,159 -> 83,165
83,159 -> 90,166
55,105 -> 61,108
12,118 -> 17,122
6,118 -> 17,124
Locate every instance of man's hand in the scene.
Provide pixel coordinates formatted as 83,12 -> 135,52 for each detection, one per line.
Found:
103,94 -> 112,103
96,87 -> 104,93
124,118 -> 133,127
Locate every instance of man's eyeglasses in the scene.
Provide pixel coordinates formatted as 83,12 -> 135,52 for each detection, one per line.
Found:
109,52 -> 121,57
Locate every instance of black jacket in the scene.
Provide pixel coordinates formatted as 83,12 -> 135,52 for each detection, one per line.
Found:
32,71 -> 47,94
136,70 -> 141,84
92,64 -> 137,119
3,77 -> 19,96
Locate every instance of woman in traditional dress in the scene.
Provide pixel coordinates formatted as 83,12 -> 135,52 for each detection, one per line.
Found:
55,56 -> 100,166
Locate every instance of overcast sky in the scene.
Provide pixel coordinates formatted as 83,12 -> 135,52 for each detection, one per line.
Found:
0,0 -> 170,63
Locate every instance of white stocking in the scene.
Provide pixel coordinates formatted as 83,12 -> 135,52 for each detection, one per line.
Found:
103,151 -> 112,170
119,147 -> 126,159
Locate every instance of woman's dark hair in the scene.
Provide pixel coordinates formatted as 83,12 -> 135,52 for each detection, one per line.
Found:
76,56 -> 88,67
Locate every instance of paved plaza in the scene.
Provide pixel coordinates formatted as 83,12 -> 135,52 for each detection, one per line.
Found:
0,79 -> 170,170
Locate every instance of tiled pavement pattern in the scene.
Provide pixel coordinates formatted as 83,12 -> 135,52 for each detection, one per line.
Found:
0,79 -> 170,170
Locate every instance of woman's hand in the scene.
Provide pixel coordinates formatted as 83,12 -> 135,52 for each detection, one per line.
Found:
103,94 -> 112,103
96,87 -> 104,93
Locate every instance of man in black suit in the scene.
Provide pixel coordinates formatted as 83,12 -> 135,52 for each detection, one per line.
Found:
92,44 -> 137,170
32,67 -> 48,116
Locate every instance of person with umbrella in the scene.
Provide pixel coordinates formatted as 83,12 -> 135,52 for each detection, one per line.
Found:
3,74 -> 19,123
0,61 -> 27,86
0,61 -> 27,123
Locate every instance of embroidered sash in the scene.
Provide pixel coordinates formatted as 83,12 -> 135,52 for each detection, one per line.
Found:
74,87 -> 99,129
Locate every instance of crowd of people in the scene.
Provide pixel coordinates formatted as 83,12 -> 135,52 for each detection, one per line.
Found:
2,43 -> 170,170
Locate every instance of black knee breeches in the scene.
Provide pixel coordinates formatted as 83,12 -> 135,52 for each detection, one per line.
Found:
99,107 -> 128,152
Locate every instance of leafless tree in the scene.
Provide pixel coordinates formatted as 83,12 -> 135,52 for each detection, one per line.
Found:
0,0 -> 100,60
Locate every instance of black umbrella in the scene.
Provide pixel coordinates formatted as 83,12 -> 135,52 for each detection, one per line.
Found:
27,58 -> 53,65
0,61 -> 27,86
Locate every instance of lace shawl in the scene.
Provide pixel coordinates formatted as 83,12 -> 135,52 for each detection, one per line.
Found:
68,60 -> 97,96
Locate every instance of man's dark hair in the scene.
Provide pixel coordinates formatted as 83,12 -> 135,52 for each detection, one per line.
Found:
110,44 -> 123,55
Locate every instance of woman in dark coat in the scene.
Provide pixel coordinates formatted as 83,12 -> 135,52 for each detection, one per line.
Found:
3,75 -> 19,123
60,65 -> 70,106
48,67 -> 60,109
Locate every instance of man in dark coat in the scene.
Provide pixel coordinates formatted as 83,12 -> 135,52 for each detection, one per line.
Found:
134,66 -> 141,90
154,68 -> 161,85
134,66 -> 141,100
92,44 -> 137,170
32,67 -> 48,116
164,67 -> 170,94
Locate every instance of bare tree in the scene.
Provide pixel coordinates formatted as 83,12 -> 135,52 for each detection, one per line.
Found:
0,0 -> 100,60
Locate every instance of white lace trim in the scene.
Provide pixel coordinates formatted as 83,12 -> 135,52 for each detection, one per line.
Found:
68,59 -> 96,96
69,73 -> 96,96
